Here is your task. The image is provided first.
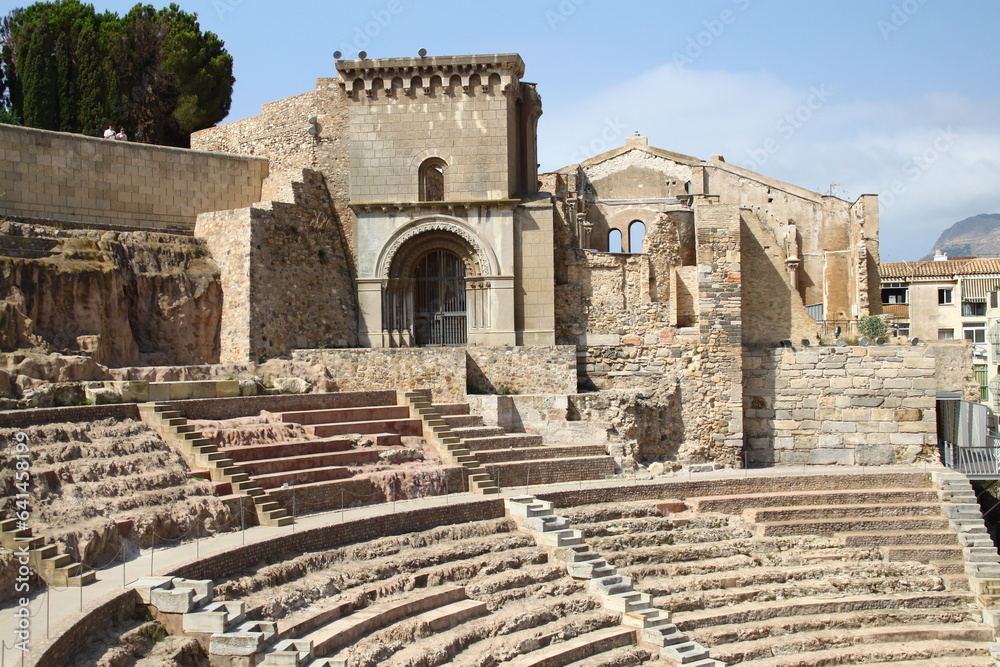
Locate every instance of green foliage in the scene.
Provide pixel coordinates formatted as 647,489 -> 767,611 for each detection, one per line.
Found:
858,315 -> 888,340
0,1 -> 233,145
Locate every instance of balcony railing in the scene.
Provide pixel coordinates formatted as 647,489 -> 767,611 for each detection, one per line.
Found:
881,303 -> 909,318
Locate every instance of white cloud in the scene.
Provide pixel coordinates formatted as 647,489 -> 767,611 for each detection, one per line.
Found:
538,63 -> 1000,261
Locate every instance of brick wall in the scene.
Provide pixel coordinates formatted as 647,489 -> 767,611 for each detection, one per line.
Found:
744,346 -> 939,466
0,125 -> 267,231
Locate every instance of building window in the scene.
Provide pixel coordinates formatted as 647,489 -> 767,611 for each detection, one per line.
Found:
938,288 -> 953,305
419,158 -> 446,201
881,283 -> 909,304
975,364 -> 989,402
893,322 -> 910,337
938,329 -> 955,340
608,229 -> 623,253
628,221 -> 646,253
962,300 -> 987,316
964,322 -> 986,343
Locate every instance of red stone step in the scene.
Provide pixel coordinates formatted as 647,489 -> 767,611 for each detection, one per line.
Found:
475,444 -> 609,464
305,419 -> 422,438
239,450 -> 382,476
221,438 -> 354,462
462,434 -> 545,451
276,405 -> 411,426
253,465 -> 354,489
433,403 -> 471,416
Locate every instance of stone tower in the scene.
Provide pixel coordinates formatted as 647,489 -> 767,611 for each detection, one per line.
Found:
336,53 -> 554,347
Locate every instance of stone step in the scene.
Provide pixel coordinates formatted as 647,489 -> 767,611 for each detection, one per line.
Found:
505,497 -> 554,518
712,624 -> 993,665
443,414 -> 484,428
485,456 -> 616,487
603,591 -> 652,613
688,488 -> 940,514
252,465 -> 354,490
659,640 -> 708,664
451,426 -> 507,439
687,606 -> 985,647
462,434 -> 546,451
222,438 -> 356,462
299,585 -> 467,657
432,403 -> 471,416
524,515 -> 571,533
275,405 -> 410,426
239,450 -> 381,476
305,419 -> 422,439
745,502 -> 943,524
476,445 -> 610,464
504,626 -> 637,667
671,591 -> 976,631
727,639 -> 991,667
755,516 -> 951,537
842,530 -> 959,547
881,545 -> 964,563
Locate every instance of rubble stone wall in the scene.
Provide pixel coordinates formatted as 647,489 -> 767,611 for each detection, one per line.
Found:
744,346 -> 940,467
0,125 -> 267,231
466,346 -> 576,396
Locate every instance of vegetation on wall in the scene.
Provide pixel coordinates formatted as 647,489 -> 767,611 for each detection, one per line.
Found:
0,0 -> 233,146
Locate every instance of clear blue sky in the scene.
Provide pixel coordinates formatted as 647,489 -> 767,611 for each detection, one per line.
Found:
6,0 -> 998,261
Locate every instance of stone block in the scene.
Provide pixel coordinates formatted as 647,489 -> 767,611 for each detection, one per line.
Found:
656,500 -> 687,515
809,449 -> 854,465
151,586 -> 196,614
855,445 -> 895,466
895,408 -> 922,421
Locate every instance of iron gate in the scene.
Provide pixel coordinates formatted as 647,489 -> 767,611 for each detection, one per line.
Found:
413,250 -> 467,346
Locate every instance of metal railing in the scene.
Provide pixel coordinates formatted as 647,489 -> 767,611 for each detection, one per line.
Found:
942,438 -> 1000,477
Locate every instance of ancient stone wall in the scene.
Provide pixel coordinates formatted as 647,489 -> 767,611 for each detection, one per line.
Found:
196,169 -> 358,362
0,125 -> 267,231
291,348 -> 467,401
744,346 -> 940,467
466,346 -> 576,395
190,81 -> 356,266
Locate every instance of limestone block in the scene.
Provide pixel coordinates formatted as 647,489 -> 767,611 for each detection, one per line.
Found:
85,386 -> 122,405
151,586 -> 196,614
217,380 -> 240,397
809,449 -> 854,465
128,576 -> 175,604
271,377 -> 313,394
982,606 -> 1000,629
855,445 -> 895,466
656,499 -> 687,515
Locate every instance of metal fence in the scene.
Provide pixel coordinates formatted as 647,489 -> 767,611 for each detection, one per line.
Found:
942,438 -> 1000,477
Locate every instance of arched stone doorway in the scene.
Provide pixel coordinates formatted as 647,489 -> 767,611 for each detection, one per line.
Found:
379,223 -> 493,347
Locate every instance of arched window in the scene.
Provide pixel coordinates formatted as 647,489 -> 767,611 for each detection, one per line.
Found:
629,221 -> 647,253
419,158 -> 446,201
608,229 -> 623,253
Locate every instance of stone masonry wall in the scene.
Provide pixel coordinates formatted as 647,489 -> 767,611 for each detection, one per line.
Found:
744,346 -> 939,467
466,346 -> 576,396
196,169 -> 358,362
0,125 -> 267,230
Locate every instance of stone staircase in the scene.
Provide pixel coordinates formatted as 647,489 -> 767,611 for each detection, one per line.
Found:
138,403 -> 292,527
505,495 -> 722,667
0,509 -> 96,586
400,390 -> 500,495
403,391 -> 616,491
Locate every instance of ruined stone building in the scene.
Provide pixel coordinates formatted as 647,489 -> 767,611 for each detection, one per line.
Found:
0,52 -> 942,468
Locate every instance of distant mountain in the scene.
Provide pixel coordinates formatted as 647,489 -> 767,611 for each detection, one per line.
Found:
920,214 -> 1000,261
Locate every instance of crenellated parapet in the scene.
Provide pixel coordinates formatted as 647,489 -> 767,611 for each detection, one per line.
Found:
336,53 -> 526,99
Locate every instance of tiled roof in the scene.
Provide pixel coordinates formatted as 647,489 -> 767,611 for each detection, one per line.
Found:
880,258 -> 1000,279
